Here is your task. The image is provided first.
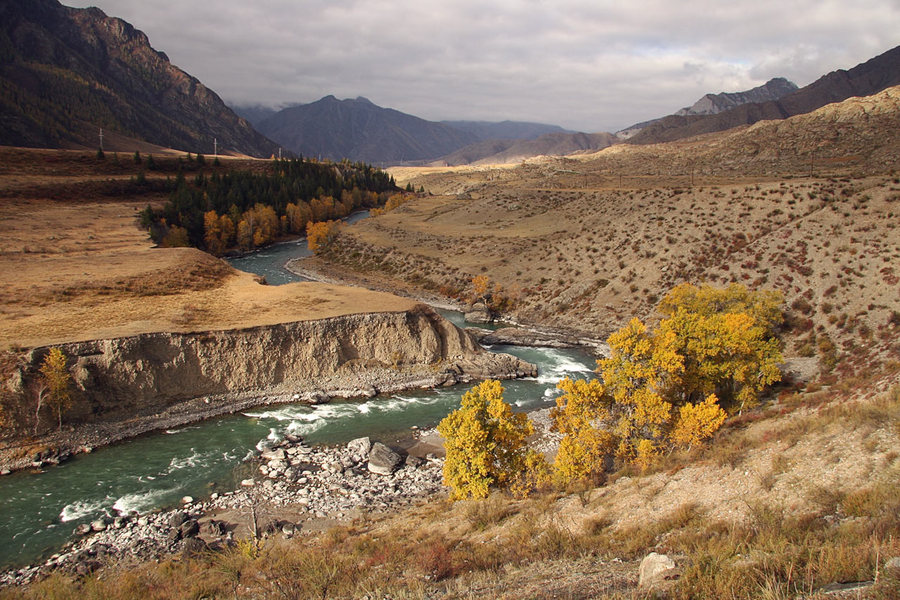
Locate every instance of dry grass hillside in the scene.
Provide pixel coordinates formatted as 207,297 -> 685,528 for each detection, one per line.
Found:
312,87 -> 900,375
0,148 -> 414,350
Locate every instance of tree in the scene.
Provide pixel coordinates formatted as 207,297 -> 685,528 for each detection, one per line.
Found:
671,395 -> 727,449
38,348 -> 72,432
306,220 -> 342,254
551,378 -> 615,484
437,380 -> 534,500
591,284 -> 783,470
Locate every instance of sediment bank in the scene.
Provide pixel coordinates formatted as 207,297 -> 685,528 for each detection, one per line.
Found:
1,305 -> 536,473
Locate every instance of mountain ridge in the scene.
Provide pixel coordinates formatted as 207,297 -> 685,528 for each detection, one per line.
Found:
617,77 -> 798,139
626,45 -> 900,145
0,0 -> 278,156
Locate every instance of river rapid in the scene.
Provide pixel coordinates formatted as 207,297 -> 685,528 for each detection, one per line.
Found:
0,218 -> 598,570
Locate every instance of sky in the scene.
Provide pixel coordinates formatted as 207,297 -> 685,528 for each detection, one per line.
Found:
65,0 -> 900,132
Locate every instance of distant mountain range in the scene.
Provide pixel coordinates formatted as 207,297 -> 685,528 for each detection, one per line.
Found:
0,0 -> 277,156
247,96 -> 477,164
624,46 -> 900,145
235,97 -> 575,165
435,132 -> 618,166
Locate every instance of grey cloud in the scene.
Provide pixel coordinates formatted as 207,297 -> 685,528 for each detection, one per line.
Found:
64,0 -> 900,132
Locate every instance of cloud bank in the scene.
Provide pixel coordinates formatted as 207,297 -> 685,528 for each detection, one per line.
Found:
65,0 -> 900,131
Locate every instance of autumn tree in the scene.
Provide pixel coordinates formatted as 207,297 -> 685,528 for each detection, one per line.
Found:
550,283 -> 783,476
551,378 -> 615,484
38,348 -> 72,432
306,220 -> 342,254
437,380 -> 535,500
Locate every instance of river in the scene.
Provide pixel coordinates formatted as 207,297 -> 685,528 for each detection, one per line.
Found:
0,217 -> 597,570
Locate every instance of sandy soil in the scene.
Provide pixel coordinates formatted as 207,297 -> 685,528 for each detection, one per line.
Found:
0,152 -> 416,350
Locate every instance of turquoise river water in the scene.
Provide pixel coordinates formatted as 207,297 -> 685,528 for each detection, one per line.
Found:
0,220 -> 597,570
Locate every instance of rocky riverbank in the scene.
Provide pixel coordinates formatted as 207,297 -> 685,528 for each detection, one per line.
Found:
1,405 -> 567,587
0,432 -> 447,586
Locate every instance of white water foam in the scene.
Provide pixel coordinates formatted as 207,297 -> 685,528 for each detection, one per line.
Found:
59,499 -> 105,522
164,425 -> 199,435
113,488 -> 174,515
165,448 -> 208,473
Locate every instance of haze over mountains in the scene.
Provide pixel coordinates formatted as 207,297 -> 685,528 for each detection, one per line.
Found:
0,0 -> 278,156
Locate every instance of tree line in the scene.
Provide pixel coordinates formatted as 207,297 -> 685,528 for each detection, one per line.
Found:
140,158 -> 398,254
439,283 -> 785,500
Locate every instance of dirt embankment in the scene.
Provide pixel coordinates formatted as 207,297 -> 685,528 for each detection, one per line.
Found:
2,305 -> 536,472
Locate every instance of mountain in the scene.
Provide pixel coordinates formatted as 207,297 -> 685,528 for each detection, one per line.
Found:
231,104 -> 279,129
435,131 -> 618,166
255,96 -> 479,164
626,45 -> 900,145
440,120 -> 571,142
0,0 -> 278,156
617,77 -> 797,139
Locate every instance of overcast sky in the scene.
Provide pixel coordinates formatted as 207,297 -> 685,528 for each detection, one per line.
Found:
65,0 -> 899,132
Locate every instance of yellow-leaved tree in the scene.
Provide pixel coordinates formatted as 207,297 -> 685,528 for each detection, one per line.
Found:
306,220 -> 342,254
552,283 -> 783,478
437,380 -> 538,500
551,378 -> 614,483
38,348 -> 72,432
599,317 -> 683,466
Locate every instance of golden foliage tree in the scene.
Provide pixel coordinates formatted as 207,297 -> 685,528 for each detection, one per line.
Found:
38,348 -> 72,432
551,378 -> 614,483
306,220 -> 342,254
671,394 -> 727,449
553,283 -> 783,475
437,380 -> 534,500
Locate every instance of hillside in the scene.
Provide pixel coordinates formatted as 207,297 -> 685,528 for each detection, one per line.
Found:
628,44 -> 900,145
617,77 -> 797,139
0,0 -> 277,156
0,147 -> 414,351
303,85 -> 900,372
435,131 -> 619,166
256,96 -> 479,164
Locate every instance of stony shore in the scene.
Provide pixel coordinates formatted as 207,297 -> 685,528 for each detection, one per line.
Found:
2,410 -> 561,587
1,407 -> 565,587
0,432 -> 446,586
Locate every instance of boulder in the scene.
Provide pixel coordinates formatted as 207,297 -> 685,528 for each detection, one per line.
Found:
261,448 -> 287,462
207,519 -> 229,537
168,511 -> 189,528
367,443 -> 403,475
182,537 -> 207,558
348,437 -> 372,458
180,519 -> 200,538
639,552 -> 678,590
90,519 -> 107,532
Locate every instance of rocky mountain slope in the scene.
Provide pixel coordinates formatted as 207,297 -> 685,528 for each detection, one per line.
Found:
627,45 -> 900,144
617,77 -> 797,139
0,0 -> 278,156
